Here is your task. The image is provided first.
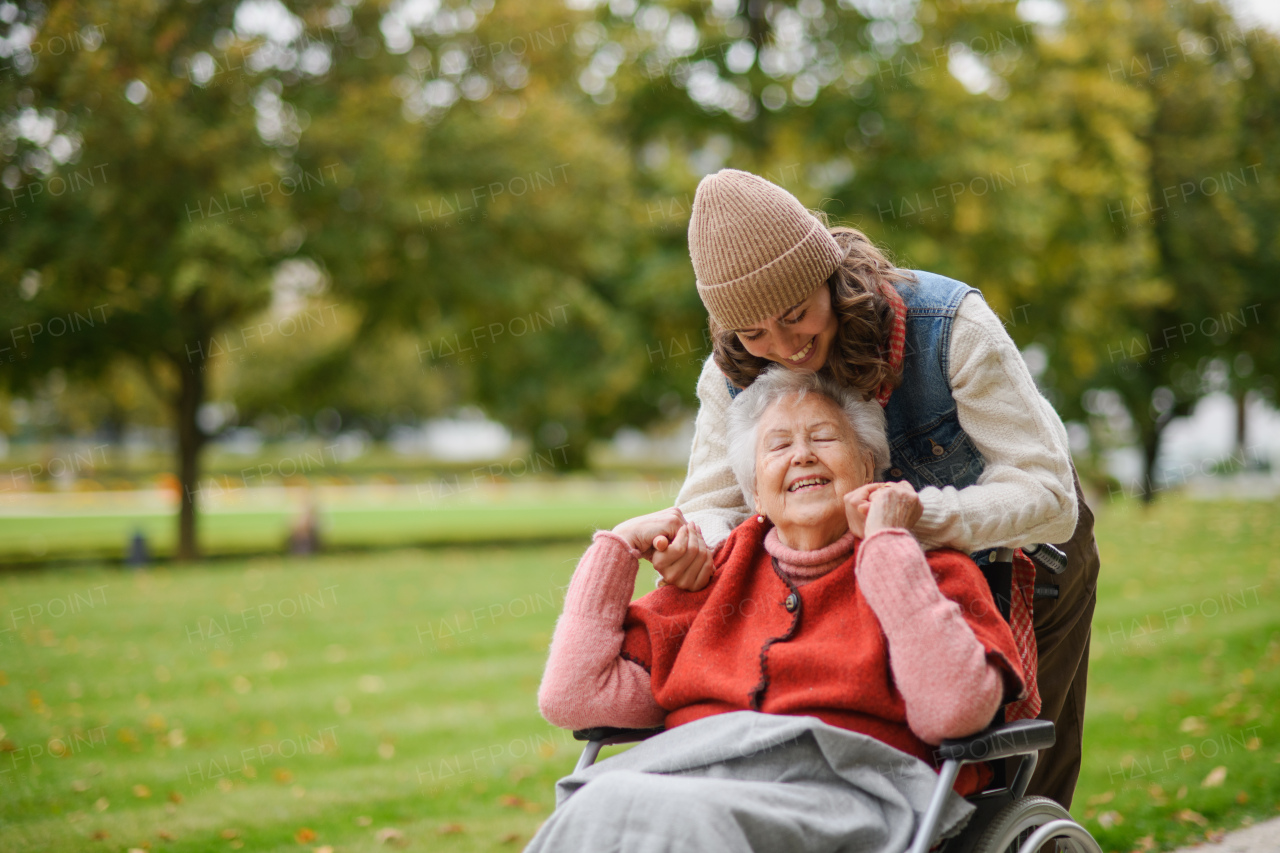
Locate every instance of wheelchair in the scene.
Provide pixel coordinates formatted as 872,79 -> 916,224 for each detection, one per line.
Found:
569,544 -> 1103,853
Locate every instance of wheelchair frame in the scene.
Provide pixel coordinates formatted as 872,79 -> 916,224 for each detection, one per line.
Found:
567,545 -> 1103,853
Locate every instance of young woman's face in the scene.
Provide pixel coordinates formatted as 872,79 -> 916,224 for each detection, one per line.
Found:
733,282 -> 838,371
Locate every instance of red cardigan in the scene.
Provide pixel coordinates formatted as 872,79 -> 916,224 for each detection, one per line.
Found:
619,519 -> 1025,795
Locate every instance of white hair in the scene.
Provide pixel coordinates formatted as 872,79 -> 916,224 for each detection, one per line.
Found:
725,367 -> 892,509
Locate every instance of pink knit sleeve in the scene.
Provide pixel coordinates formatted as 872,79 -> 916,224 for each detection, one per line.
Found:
855,529 -> 1004,745
537,531 -> 666,731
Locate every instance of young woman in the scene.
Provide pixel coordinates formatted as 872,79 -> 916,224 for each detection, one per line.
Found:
650,168 -> 1099,809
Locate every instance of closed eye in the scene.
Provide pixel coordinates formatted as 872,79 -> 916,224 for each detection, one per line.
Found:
783,309 -> 808,325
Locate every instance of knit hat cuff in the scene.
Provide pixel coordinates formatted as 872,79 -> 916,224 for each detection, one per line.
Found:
696,222 -> 842,329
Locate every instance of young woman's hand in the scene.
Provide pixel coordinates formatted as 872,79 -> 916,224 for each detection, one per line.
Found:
863,481 -> 923,537
612,508 -> 713,591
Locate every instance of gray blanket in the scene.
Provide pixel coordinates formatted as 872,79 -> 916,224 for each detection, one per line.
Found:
524,712 -> 973,853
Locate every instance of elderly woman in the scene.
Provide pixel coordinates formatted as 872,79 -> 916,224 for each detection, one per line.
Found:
529,368 -> 1026,853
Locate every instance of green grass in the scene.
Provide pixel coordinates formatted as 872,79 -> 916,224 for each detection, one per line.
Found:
0,496 -> 1276,851
0,485 -> 673,563
1073,497 -> 1280,848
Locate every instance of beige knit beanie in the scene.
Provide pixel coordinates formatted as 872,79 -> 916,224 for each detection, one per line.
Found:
688,169 -> 843,330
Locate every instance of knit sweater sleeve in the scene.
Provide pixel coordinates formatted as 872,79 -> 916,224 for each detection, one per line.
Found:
913,293 -> 1078,552
537,532 -> 666,731
855,529 -> 1009,744
674,355 -> 751,549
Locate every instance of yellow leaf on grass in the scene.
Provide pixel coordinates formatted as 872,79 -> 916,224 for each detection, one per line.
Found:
1201,765 -> 1227,788
133,785 -> 151,798
1176,809 -> 1208,826
295,828 -> 317,843
1086,791 -> 1113,806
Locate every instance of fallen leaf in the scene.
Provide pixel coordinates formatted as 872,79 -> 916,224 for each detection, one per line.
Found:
377,742 -> 395,759
1176,785 -> 1188,800
129,848 -> 147,853
498,794 -> 527,808
217,779 -> 233,792
437,823 -> 465,835
314,847 -> 334,853
71,779 -> 90,792
1086,791 -> 1114,806
1205,828 -> 1227,842
133,784 -> 152,798
157,830 -> 175,840
220,828 -> 239,839
374,828 -> 404,843
1179,716 -> 1208,736
273,768 -> 293,784
1201,765 -> 1228,788
93,798 -> 109,812
295,828 -> 317,843
168,791 -> 183,804
1097,811 -> 1123,828
91,830 -> 109,840
499,833 -> 521,844
1132,836 -> 1156,852
1236,791 -> 1249,804
1176,809 -> 1208,826
356,816 -> 372,826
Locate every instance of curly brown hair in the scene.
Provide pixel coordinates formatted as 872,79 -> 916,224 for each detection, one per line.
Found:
711,226 -> 915,400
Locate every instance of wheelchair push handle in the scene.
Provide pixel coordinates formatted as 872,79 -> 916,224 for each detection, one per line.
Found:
1022,543 -> 1068,575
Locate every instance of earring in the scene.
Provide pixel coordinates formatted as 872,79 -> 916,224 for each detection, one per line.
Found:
756,514 -> 765,524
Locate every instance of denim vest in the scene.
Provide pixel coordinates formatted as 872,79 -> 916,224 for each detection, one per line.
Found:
725,270 -> 987,492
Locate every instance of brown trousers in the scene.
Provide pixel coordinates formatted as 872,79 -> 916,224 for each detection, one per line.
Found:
1019,467 -> 1100,809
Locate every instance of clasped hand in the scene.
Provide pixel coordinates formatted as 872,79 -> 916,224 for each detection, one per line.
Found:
611,507 -> 715,592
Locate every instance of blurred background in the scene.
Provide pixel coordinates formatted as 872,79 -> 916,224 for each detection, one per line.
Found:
1,0 -> 1278,851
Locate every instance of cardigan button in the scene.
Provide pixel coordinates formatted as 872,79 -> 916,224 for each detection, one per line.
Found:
784,593 -> 798,612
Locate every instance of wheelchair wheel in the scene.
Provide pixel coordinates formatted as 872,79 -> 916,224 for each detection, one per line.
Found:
970,796 -> 1103,853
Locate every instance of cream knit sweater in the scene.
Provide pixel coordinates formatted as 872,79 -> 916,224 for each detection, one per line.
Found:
676,293 -> 1079,553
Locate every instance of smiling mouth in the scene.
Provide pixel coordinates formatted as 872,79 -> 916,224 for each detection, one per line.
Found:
788,476 -> 831,493
785,337 -> 816,364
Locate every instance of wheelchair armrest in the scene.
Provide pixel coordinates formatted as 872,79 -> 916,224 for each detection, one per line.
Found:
934,719 -> 1055,764
572,726 -> 665,744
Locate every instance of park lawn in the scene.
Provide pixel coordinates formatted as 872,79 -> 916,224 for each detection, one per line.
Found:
0,495 -> 670,564
0,495 -> 1275,852
1072,497 -> 1280,848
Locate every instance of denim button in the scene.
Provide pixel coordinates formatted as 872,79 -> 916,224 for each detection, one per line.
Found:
889,468 -> 903,478
784,593 -> 798,612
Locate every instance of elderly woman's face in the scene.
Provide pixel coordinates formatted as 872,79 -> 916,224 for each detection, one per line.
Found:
753,392 -> 873,549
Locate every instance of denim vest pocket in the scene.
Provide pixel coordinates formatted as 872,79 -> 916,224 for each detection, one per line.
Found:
888,410 -> 985,490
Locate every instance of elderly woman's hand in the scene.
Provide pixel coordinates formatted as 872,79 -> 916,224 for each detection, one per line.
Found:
862,481 -> 923,537
612,508 -> 715,591
842,482 -> 894,539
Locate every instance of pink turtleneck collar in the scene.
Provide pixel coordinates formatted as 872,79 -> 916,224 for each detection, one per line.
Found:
763,526 -> 859,586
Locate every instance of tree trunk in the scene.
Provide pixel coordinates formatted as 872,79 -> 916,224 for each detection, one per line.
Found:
175,356 -> 207,561
1139,426 -> 1160,505
1234,386 -> 1248,459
